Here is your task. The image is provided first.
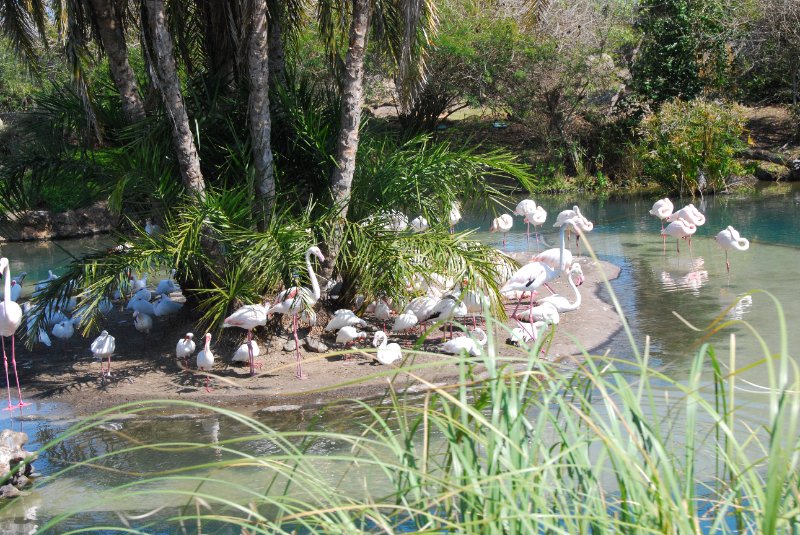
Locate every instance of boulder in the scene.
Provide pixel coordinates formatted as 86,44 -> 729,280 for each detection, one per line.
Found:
0,430 -> 36,498
303,337 -> 329,353
0,201 -> 119,242
283,339 -> 298,352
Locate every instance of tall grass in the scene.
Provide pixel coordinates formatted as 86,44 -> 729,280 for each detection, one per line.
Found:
9,247 -> 800,533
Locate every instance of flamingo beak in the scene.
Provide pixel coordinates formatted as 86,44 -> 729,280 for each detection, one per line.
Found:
578,276 -> 585,286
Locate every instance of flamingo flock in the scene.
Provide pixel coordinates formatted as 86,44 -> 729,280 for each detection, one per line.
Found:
0,194 -> 752,410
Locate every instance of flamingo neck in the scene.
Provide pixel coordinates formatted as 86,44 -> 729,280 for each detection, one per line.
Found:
306,250 -> 321,301
377,332 -> 387,348
558,225 -> 566,273
476,329 -> 487,345
569,272 -> 581,309
2,262 -> 10,305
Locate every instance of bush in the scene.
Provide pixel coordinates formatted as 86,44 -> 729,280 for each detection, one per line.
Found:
637,98 -> 745,195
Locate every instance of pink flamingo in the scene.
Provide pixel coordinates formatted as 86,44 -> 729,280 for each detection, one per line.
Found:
269,246 -> 325,380
489,214 -> 514,247
715,225 -> 750,272
662,217 -> 697,253
223,304 -> 269,376
0,258 -> 26,410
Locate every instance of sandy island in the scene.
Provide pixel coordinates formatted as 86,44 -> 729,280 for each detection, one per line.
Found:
11,257 -> 621,418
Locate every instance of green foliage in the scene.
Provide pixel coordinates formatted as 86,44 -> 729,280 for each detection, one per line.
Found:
632,0 -> 729,104
637,98 -> 746,195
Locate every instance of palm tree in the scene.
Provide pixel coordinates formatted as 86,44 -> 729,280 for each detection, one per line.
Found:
247,0 -> 276,228
319,0 -> 437,278
85,0 -> 146,123
143,0 -> 206,198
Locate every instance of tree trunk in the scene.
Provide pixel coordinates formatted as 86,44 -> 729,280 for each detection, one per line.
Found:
248,0 -> 275,229
268,1 -> 287,90
88,0 -> 146,123
144,0 -> 206,199
321,0 -> 370,279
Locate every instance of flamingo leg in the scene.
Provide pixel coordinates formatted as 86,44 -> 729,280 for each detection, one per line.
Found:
535,226 -> 540,251
204,373 -> 213,392
526,221 -> 530,243
502,233 -> 507,247
726,251 -> 730,272
247,330 -> 255,376
576,235 -> 581,256
2,337 -> 13,411
10,336 -> 27,408
293,314 -> 307,380
107,354 -> 112,377
544,283 -> 556,295
677,239 -> 680,253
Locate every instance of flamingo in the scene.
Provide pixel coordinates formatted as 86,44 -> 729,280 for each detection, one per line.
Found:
410,216 -> 429,232
153,294 -> 184,317
156,270 -> 180,295
196,333 -> 214,391
373,331 -> 402,365
232,340 -> 261,365
391,311 -> 419,334
715,226 -> 750,272
649,198 -> 674,233
514,199 -> 538,241
374,298 -> 392,331
525,206 -> 547,249
269,246 -> 325,380
515,300 -> 561,323
7,280 -> 22,303
461,278 -> 487,329
35,270 -> 57,292
223,304 -> 269,376
336,325 -> 367,345
489,214 -> 514,247
667,204 -> 705,247
176,333 -> 196,368
22,303 -> 51,347
130,273 -> 148,294
662,217 -> 697,253
127,296 -> 156,316
324,309 -> 366,331
440,327 -> 487,356
554,206 -> 593,254
145,218 -> 160,236
537,263 -> 585,313
91,330 -> 116,378
426,295 -> 468,339
0,258 -> 26,409
449,201 -> 462,233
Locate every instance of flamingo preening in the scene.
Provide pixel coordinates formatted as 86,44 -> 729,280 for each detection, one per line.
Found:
91,330 -> 116,379
269,246 -> 325,380
489,214 -> 514,247
0,258 -> 26,410
175,333 -> 196,368
662,217 -> 697,253
649,198 -> 674,234
715,225 -> 750,272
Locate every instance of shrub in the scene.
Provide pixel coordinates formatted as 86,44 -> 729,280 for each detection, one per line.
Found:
637,98 -> 745,195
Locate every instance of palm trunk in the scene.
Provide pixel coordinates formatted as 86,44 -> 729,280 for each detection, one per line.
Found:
248,0 -> 275,228
144,0 -> 206,199
268,2 -> 286,90
88,0 -> 146,123
321,0 -> 370,279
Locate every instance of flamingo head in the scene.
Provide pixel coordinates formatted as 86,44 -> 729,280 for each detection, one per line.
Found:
308,246 -> 325,262
204,332 -> 212,346
184,332 -> 194,342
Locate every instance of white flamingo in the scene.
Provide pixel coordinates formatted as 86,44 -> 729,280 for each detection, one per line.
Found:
91,330 -> 116,378
176,333 -> 196,368
374,298 -> 392,331
325,309 -> 366,331
0,258 -> 25,409
223,304 -> 269,376
196,333 -> 214,391
232,340 -> 261,364
537,263 -> 585,313
649,198 -> 674,233
153,294 -> 183,317
449,201 -> 462,233
336,325 -> 367,345
525,206 -> 547,248
373,331 -> 402,365
662,217 -> 697,253
554,206 -> 593,254
391,311 -> 419,334
410,216 -> 429,232
269,246 -> 325,380
490,214 -> 514,247
35,270 -> 57,292
715,226 -> 750,272
515,300 -> 561,323
427,295 -> 468,339
52,320 -> 75,346
440,327 -> 487,357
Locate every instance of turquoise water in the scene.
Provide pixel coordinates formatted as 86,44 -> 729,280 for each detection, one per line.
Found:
1,185 -> 799,531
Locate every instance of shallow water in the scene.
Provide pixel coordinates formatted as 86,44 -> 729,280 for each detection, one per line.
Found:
1,185 -> 799,531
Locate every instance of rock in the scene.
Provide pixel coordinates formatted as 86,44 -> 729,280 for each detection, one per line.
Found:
283,339 -> 298,352
752,161 -> 793,182
303,337 -> 329,353
0,201 -> 119,242
0,485 -> 21,499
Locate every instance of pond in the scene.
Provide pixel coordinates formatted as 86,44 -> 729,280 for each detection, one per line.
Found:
1,184 -> 799,531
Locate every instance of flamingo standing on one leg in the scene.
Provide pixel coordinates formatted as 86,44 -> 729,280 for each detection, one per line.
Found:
0,258 -> 26,410
449,201 -> 462,234
223,304 -> 270,376
715,225 -> 750,272
666,204 -> 705,248
514,199 -> 538,242
489,214 -> 514,248
196,333 -> 215,392
269,246 -> 325,380
649,197 -> 674,251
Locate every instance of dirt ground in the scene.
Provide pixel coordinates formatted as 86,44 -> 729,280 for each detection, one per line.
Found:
8,257 -> 621,418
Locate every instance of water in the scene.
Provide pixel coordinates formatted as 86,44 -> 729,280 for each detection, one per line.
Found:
2,185 -> 800,531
